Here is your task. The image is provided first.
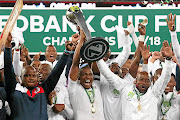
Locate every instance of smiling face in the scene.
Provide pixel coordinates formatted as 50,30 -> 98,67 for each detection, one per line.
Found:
136,72 -> 151,94
45,45 -> 57,62
79,66 -> 94,89
38,64 -> 52,83
21,66 -> 38,88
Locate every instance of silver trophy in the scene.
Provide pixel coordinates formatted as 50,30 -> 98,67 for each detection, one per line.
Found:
66,6 -> 109,62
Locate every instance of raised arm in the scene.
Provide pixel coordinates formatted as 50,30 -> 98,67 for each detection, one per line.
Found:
166,13 -> 180,64
91,29 -> 131,77
4,33 -> 17,98
65,33 -> 79,80
69,30 -> 86,81
13,50 -> 22,77
112,30 -> 131,67
42,50 -> 69,97
140,44 -> 152,73
127,21 -> 138,48
129,23 -> 146,78
97,59 -> 128,91
152,41 -> 173,97
21,44 -> 32,66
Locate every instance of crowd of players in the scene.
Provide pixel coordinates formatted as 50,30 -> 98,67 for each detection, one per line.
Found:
0,13 -> 180,120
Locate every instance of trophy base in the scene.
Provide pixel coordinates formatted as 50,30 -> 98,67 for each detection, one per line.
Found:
80,37 -> 109,62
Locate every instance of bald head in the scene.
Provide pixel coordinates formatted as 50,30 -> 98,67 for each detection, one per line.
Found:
136,71 -> 151,94
21,65 -> 38,88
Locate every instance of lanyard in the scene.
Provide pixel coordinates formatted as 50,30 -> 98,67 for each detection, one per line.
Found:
134,87 -> 144,101
160,93 -> 174,115
84,87 -> 95,104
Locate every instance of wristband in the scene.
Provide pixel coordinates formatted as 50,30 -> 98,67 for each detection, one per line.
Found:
64,49 -> 74,54
139,35 -> 145,42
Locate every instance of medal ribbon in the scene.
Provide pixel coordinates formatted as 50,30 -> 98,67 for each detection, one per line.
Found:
134,87 -> 144,101
84,87 -> 95,104
160,93 -> 174,115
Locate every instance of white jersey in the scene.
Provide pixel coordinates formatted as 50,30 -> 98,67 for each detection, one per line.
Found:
97,59 -> 172,120
148,57 -> 176,76
68,78 -> 104,120
157,91 -> 180,120
97,36 -> 131,120
48,84 -> 73,120
170,31 -> 180,64
100,73 -> 135,120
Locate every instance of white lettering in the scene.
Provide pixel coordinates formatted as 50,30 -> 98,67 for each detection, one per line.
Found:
45,15 -> 61,32
52,37 -> 60,45
176,15 -> 180,32
43,37 -> 51,46
16,15 -> 28,32
135,15 -> 148,32
104,36 -> 116,46
155,15 -> 167,32
101,15 -> 116,32
60,37 -> 67,45
30,15 -> 44,32
128,15 -> 133,24
118,15 -> 123,28
0,15 -> 9,32
62,15 -> 77,32
108,37 -> 116,46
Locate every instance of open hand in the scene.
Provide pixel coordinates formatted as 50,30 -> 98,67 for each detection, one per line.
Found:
21,44 -> 29,56
161,40 -> 172,58
140,44 -> 152,60
166,13 -> 176,31
152,51 -> 162,60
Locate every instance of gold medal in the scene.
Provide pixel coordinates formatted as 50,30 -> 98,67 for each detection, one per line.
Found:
138,101 -> 141,111
161,116 -> 165,120
91,105 -> 96,114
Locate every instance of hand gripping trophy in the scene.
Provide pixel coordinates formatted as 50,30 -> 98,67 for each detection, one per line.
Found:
66,6 -> 109,62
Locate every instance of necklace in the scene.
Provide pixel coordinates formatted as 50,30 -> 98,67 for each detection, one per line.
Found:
134,87 -> 144,111
160,92 -> 174,119
84,87 -> 96,114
